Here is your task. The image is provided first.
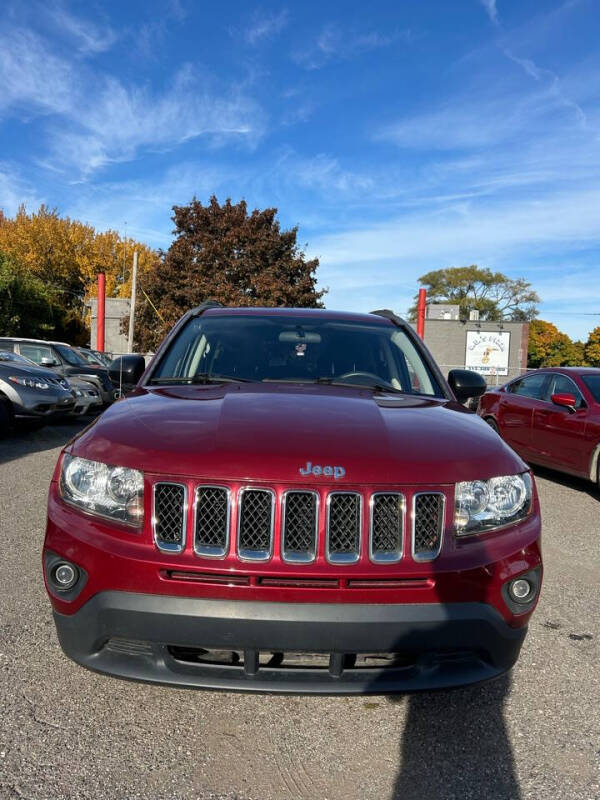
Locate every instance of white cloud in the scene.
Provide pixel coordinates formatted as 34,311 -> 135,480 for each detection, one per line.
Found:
51,66 -> 265,175
0,164 -> 41,216
245,10 -> 289,46
480,0 -> 499,25
292,24 -> 404,70
0,28 -> 75,116
45,4 -> 117,54
0,23 -> 265,176
309,187 -> 600,268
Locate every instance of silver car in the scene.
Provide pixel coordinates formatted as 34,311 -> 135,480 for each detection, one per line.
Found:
0,351 -> 75,431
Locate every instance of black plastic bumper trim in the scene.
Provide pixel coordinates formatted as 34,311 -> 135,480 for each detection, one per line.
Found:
53,592 -> 527,694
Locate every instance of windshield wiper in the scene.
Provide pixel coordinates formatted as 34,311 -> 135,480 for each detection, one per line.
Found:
150,373 -> 253,385
319,378 -> 405,394
262,377 -> 405,394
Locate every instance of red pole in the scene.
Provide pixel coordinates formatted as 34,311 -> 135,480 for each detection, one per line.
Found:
96,273 -> 105,352
417,288 -> 426,339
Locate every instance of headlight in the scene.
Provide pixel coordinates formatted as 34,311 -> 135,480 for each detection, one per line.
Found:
455,472 -> 532,536
59,454 -> 144,527
9,375 -> 50,390
60,379 -> 70,390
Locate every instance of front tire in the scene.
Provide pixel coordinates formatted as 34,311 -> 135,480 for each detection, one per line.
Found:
0,398 -> 13,438
485,417 -> 500,436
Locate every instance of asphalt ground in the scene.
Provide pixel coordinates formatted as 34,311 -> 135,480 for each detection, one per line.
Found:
0,420 -> 598,800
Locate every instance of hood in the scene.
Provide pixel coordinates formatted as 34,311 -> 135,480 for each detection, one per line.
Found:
72,384 -> 527,488
70,383 -> 526,485
0,361 -> 70,390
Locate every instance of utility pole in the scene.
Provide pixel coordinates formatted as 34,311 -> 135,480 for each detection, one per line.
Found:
128,250 -> 138,354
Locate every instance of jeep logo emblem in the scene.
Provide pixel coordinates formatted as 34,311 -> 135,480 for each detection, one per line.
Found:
299,461 -> 346,480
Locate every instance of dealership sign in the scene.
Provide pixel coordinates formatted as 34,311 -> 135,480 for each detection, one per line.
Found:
465,331 -> 511,375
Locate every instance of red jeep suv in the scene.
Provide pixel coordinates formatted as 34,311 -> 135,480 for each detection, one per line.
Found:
44,305 -> 542,693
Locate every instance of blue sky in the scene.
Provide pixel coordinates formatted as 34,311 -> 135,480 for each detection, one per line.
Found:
1,0 -> 599,340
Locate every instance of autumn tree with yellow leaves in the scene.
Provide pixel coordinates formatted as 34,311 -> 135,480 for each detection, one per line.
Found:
0,205 -> 159,343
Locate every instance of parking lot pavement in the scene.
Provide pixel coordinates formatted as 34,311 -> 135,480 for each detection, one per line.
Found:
0,425 -> 598,800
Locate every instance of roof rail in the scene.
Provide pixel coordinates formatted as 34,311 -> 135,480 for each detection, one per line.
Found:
189,300 -> 224,318
370,309 -> 410,328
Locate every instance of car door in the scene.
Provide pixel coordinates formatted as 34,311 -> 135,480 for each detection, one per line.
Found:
532,373 -> 589,476
497,372 -> 551,458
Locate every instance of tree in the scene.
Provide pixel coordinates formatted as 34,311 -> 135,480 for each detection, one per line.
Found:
0,205 -> 159,342
133,196 -> 326,351
0,252 -> 63,338
585,326 -> 600,366
409,266 -> 539,322
527,320 -> 585,368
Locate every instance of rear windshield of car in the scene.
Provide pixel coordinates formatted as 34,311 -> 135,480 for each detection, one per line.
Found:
582,375 -> 600,402
151,314 -> 443,397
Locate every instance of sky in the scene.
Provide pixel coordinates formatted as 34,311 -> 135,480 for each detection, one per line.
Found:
1,0 -> 599,340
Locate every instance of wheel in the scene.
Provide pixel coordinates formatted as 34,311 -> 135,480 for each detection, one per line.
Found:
0,398 -> 13,438
485,417 -> 500,436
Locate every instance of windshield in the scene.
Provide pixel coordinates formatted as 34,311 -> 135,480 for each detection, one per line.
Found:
150,315 -> 442,396
76,348 -> 103,365
582,374 -> 600,403
55,344 -> 89,367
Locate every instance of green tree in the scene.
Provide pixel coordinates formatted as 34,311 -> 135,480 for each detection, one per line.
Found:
0,252 -> 62,337
409,266 -> 539,322
528,320 -> 585,367
133,196 -> 326,351
585,326 -> 600,366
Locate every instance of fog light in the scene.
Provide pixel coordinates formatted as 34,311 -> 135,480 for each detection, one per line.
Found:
509,578 -> 532,603
53,563 -> 78,590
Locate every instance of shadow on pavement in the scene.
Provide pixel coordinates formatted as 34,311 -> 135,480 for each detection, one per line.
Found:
388,674 -> 520,800
531,464 -> 598,499
0,417 -> 91,465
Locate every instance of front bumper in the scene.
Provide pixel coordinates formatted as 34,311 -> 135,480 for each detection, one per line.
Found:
53,591 -> 527,694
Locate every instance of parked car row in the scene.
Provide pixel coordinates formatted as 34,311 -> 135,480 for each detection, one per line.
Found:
0,337 -> 119,435
477,366 -> 600,488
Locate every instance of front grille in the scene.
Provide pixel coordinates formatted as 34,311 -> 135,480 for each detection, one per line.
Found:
370,493 -> 404,562
194,486 -> 230,557
153,483 -> 186,552
413,493 -> 445,560
150,481 -> 446,564
326,492 -> 361,563
237,489 -> 274,561
282,491 -> 318,562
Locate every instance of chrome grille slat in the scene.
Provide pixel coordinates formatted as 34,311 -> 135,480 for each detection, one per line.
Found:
237,488 -> 275,561
153,482 -> 187,552
326,492 -> 361,564
194,486 -> 230,558
412,492 -> 445,561
282,491 -> 318,563
370,493 -> 404,563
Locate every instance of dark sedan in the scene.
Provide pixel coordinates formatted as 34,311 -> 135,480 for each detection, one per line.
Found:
477,367 -> 600,487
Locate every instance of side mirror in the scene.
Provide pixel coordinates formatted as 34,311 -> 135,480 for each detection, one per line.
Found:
448,369 -> 487,403
40,357 -> 59,367
109,355 -> 146,389
551,392 -> 577,413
